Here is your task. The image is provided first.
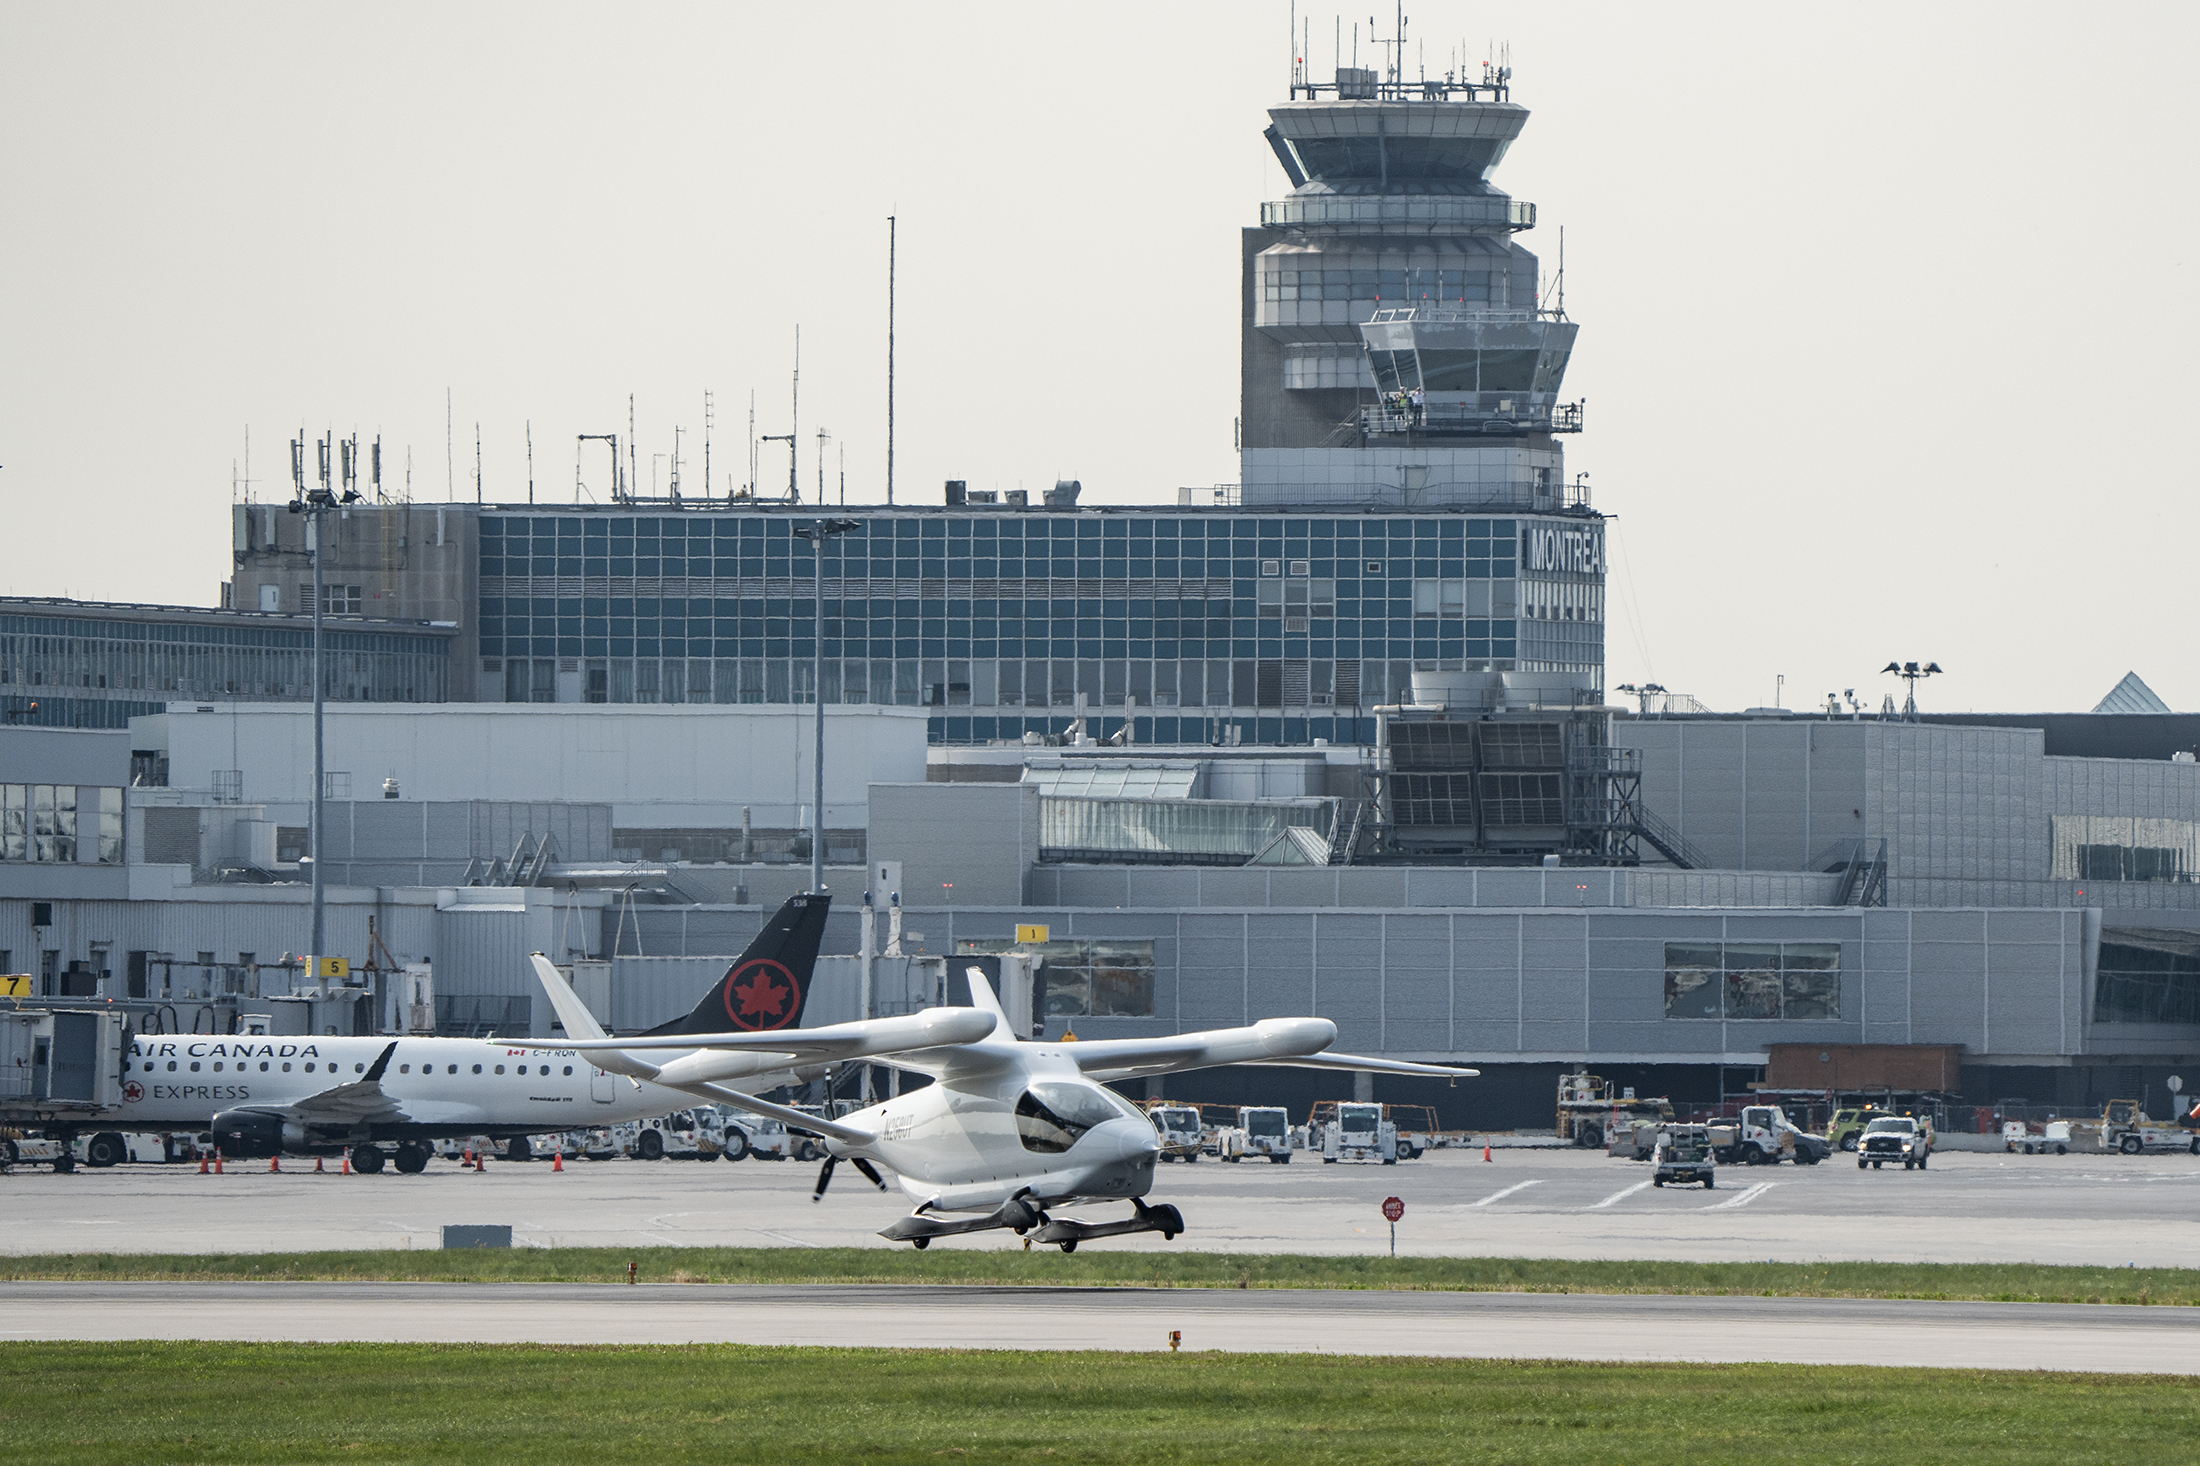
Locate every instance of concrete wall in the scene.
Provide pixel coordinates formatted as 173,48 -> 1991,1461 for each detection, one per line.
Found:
866,782 -> 1040,909
1026,863 -> 1843,911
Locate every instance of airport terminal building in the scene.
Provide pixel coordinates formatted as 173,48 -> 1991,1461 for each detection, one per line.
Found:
7,63 -> 2199,1133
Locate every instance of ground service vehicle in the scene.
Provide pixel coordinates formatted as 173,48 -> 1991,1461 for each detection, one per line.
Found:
1857,1115 -> 1930,1170
619,1109 -> 725,1160
1217,1106 -> 1293,1162
1828,1108 -> 1898,1152
2002,1121 -> 2071,1155
0,1135 -> 73,1172
715,1106 -> 790,1160
1322,1101 -> 1398,1164
1708,1105 -> 1829,1165
1652,1125 -> 1715,1189
2093,1100 -> 2196,1155
1555,1072 -> 1673,1148
1308,1101 -> 1429,1158
1147,1105 -> 1205,1162
566,1127 -> 620,1161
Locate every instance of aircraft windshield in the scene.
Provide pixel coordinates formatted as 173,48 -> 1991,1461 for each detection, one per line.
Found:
1247,1112 -> 1286,1137
1017,1083 -> 1139,1154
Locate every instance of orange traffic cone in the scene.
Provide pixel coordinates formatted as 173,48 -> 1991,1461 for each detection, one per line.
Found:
551,1151 -> 563,1172
342,1154 -> 352,1174
314,1156 -> 324,1173
474,1149 -> 486,1173
198,1153 -> 209,1174
1483,1144 -> 1493,1162
214,1152 -> 224,1174
270,1155 -> 280,1173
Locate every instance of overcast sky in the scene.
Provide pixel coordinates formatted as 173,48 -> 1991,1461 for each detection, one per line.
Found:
4,3 -> 2194,716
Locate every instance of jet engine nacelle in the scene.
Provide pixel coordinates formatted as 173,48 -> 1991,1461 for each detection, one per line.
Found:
209,1108 -> 307,1157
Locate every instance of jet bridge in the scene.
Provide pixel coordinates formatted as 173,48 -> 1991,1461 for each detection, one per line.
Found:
0,1006 -> 130,1121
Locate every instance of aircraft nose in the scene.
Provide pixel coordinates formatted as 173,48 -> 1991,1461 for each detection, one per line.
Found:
1089,1117 -> 1161,1164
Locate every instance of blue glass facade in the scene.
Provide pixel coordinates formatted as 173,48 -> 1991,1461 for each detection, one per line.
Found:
475,507 -> 1604,744
0,602 -> 454,729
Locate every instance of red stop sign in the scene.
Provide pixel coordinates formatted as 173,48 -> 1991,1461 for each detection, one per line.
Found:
1381,1196 -> 1405,1222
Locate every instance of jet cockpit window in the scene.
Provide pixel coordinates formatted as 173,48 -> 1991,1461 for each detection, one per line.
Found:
1016,1082 -> 1139,1154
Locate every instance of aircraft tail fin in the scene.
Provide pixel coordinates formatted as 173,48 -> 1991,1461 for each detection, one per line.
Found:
649,892 -> 832,1036
962,965 -> 1010,1025
531,954 -> 610,1041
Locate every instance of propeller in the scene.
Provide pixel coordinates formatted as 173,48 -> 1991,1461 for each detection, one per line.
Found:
812,1153 -> 890,1202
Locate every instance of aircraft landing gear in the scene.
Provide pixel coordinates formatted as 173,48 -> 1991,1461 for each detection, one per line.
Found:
351,1143 -> 387,1174
1032,1198 -> 1184,1251
394,1142 -> 432,1174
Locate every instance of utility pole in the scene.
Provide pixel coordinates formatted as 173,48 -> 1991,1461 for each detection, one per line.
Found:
793,517 -> 861,894
886,215 -> 896,505
290,428 -> 361,963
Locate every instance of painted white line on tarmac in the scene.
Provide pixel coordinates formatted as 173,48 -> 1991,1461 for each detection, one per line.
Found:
1703,1182 -> 1776,1211
1470,1180 -> 1545,1208
1585,1180 -> 1655,1210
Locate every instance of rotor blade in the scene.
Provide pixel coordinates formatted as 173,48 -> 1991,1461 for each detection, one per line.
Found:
812,1155 -> 836,1203
851,1157 -> 888,1191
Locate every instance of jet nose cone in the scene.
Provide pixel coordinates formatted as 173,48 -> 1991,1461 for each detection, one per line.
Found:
1091,1117 -> 1161,1164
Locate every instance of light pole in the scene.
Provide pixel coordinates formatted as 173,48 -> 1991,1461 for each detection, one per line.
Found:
793,517 -> 861,894
1880,661 -> 1943,722
288,432 -> 360,961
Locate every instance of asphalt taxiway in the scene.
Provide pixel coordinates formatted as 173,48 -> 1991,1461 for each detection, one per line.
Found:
6,1146 -> 2197,1266
3,1280 -> 2194,1372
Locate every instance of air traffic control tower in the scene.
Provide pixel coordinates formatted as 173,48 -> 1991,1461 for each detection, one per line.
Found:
1241,62 -> 1583,521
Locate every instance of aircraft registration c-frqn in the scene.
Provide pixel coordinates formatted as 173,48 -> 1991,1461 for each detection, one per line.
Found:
532,949 -> 1476,1251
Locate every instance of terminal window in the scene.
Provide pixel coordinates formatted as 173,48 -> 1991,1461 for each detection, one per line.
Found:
2092,935 -> 2200,1025
1663,941 -> 1841,1021
956,938 -> 1156,1019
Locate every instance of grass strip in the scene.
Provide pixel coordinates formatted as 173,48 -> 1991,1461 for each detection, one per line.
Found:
2,1341 -> 2195,1466
5,1248 -> 2199,1305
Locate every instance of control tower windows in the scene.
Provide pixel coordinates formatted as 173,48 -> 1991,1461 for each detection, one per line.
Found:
1288,135 -> 1511,183
1266,268 -> 1490,305
1416,348 -> 1540,394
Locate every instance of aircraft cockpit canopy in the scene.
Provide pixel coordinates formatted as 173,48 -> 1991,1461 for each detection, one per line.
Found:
1015,1082 -> 1142,1154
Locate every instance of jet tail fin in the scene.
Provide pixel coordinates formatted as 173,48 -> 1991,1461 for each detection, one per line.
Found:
649,893 -> 832,1036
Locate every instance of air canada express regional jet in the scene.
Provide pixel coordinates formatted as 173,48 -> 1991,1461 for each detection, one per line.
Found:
83,894 -> 962,1173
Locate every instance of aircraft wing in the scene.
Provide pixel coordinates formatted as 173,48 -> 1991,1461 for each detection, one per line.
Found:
274,1041 -> 413,1129
525,953 -> 996,1091
1059,1018 -> 1473,1084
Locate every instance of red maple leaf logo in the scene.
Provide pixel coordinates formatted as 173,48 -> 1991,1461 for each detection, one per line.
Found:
724,959 -> 797,1029
122,1080 -> 145,1103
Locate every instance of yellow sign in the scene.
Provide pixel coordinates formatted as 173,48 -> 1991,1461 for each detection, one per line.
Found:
0,974 -> 31,998
1015,924 -> 1050,945
312,956 -> 350,979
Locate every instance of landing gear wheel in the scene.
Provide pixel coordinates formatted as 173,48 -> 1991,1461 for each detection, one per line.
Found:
84,1133 -> 126,1168
637,1129 -> 664,1160
1152,1204 -> 1184,1239
911,1237 -> 929,1250
1059,1239 -> 1078,1254
351,1144 -> 386,1174
506,1136 -> 532,1164
721,1129 -> 750,1162
394,1143 -> 431,1174
53,1154 -> 74,1174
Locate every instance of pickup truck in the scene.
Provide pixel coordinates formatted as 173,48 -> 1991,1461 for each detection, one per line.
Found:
1709,1105 -> 1830,1165
1856,1115 -> 1931,1170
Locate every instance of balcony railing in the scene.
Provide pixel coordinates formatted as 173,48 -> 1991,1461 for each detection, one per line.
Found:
1360,400 -> 1584,436
1363,306 -> 1566,326
1260,196 -> 1535,232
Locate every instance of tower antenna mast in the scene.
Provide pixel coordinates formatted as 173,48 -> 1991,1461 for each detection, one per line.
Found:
886,215 -> 896,506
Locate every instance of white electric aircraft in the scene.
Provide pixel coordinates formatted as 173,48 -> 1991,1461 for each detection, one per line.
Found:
531,957 -> 1473,1250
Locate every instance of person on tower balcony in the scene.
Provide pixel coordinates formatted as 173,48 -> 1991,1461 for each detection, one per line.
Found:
1410,387 -> 1425,425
